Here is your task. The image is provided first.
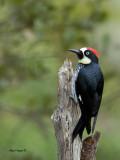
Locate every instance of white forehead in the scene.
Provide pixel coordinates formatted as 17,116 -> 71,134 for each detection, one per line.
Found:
80,47 -> 87,53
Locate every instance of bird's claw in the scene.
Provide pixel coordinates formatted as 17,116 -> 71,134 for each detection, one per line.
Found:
65,89 -> 75,101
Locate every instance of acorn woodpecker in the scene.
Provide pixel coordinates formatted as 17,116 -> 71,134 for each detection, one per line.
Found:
68,47 -> 104,142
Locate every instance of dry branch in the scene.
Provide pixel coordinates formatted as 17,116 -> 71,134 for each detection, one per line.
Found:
81,131 -> 100,160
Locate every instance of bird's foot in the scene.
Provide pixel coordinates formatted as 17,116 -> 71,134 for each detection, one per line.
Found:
65,89 -> 74,100
65,89 -> 78,104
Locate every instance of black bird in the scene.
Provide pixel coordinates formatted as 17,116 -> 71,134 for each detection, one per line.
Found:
68,47 -> 104,142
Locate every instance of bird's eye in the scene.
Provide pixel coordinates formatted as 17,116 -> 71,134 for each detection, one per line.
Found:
86,52 -> 89,55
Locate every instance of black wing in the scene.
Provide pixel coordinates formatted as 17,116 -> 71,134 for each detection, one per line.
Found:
75,64 -> 104,117
73,63 -> 104,140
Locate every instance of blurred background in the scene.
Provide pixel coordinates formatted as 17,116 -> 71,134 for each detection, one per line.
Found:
0,0 -> 120,159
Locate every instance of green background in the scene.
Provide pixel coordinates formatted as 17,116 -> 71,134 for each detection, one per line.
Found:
0,0 -> 120,159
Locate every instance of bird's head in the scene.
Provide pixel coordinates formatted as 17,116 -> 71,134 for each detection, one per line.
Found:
68,47 -> 99,64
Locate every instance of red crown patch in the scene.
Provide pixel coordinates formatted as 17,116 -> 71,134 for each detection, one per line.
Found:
87,48 -> 99,58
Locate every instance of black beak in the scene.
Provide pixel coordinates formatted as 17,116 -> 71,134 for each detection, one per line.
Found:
68,49 -> 80,54
68,49 -> 83,59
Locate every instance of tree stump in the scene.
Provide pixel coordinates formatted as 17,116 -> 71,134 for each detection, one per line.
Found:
51,58 -> 100,160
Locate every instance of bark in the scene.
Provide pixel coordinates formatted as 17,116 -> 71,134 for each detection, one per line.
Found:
81,131 -> 100,160
51,58 -> 100,160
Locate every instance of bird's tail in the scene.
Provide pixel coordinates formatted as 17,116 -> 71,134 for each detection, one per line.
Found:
92,114 -> 98,133
85,117 -> 91,135
72,115 -> 91,142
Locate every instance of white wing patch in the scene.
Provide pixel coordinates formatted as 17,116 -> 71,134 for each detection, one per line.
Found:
79,95 -> 82,101
79,95 -> 83,104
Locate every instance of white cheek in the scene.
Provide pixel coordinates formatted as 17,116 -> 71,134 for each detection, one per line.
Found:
78,56 -> 91,64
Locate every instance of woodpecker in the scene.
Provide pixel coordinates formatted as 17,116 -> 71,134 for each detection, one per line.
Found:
68,47 -> 104,142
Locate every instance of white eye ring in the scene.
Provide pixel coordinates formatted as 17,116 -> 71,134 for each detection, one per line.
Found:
86,52 -> 89,55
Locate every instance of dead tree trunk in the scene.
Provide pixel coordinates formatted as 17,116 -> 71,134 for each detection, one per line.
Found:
51,59 -> 100,160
